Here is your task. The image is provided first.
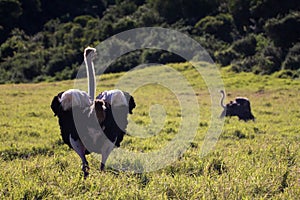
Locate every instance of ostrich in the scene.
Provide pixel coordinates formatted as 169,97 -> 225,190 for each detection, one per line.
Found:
220,90 -> 255,121
51,47 -> 136,178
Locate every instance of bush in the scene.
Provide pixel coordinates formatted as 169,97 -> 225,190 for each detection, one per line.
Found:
231,34 -> 257,57
215,48 -> 239,66
265,12 -> 300,48
73,15 -> 94,27
141,49 -> 162,64
159,52 -> 185,63
282,43 -> 300,70
230,42 -> 283,75
45,47 -> 79,76
215,34 -> 257,66
231,56 -> 257,73
113,17 -> 136,34
133,5 -> 162,27
141,49 -> 185,64
0,68 -> 9,84
1,0 -> 300,84
195,34 -> 229,61
255,34 -> 270,52
255,44 -> 283,74
54,66 -> 75,81
227,0 -> 251,34
274,70 -> 299,79
0,29 -> 29,59
194,13 -> 235,42
107,51 -> 142,73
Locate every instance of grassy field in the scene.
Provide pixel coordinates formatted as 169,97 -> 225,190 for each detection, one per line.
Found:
0,64 -> 299,199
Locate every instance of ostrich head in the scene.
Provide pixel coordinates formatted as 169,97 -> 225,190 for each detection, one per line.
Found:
84,47 -> 97,62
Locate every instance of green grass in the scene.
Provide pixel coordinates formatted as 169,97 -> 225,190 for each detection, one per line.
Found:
0,64 -> 299,199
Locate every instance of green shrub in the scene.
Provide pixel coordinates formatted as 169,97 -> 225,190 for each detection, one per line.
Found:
231,56 -> 256,73
256,44 -> 283,74
141,49 -> 162,64
113,17 -> 137,34
195,34 -> 229,61
231,34 -> 257,57
107,51 -> 142,73
194,13 -> 235,42
74,15 -> 94,27
273,70 -> 298,79
0,68 -> 9,84
133,4 -> 162,26
215,48 -> 239,66
45,47 -> 79,76
227,0 -> 251,33
0,29 -> 29,59
282,43 -> 300,70
255,34 -> 270,52
234,43 -> 283,75
264,12 -> 300,48
141,49 -> 184,64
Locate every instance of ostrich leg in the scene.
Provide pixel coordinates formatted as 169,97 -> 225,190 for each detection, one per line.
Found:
69,135 -> 90,178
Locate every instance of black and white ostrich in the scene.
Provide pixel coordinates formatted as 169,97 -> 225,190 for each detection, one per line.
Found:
219,90 -> 255,121
50,47 -> 135,178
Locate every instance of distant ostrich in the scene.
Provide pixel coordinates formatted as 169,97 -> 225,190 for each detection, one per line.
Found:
51,47 -> 135,178
220,90 -> 255,121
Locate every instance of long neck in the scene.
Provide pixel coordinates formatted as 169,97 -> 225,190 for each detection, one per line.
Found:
220,90 -> 226,108
85,55 -> 95,100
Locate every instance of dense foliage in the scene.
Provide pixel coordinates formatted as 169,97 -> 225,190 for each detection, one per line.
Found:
0,0 -> 299,83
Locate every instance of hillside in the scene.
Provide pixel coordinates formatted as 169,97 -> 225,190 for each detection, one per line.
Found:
0,0 -> 300,83
0,65 -> 299,198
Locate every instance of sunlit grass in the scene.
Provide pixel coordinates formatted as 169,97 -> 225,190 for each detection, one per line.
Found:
0,63 -> 299,199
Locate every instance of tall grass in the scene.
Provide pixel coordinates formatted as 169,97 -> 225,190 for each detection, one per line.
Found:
0,64 -> 299,199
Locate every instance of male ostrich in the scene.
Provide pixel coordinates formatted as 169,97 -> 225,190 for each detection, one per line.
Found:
51,47 -> 135,178
220,90 -> 255,121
